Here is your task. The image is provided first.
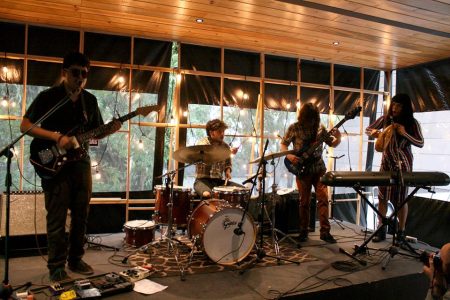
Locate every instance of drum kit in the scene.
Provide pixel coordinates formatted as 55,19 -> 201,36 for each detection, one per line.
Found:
123,143 -> 299,279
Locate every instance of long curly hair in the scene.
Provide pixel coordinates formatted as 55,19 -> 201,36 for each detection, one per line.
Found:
298,103 -> 320,139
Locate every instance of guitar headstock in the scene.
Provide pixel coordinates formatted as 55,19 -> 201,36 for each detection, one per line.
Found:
136,105 -> 159,117
345,106 -> 362,120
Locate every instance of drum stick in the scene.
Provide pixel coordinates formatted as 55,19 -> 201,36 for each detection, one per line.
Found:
224,178 -> 229,186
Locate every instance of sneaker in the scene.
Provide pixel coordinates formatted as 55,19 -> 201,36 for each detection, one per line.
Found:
50,268 -> 72,282
373,226 -> 387,243
320,232 -> 337,243
68,260 -> 94,275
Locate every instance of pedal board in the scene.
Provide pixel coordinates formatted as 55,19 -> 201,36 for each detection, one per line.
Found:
119,266 -> 151,282
89,272 -> 134,297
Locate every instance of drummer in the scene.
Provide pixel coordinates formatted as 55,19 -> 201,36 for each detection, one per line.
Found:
194,119 -> 243,199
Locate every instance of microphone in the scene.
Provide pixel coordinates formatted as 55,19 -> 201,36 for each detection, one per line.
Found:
234,226 -> 244,236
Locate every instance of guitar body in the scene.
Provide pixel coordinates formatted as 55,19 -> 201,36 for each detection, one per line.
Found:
283,106 -> 362,178
28,104 -> 158,179
283,145 -> 317,177
30,138 -> 87,179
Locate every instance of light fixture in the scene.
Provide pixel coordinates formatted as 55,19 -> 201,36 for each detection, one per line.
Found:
95,167 -> 101,180
138,139 -> 144,149
195,18 -> 204,23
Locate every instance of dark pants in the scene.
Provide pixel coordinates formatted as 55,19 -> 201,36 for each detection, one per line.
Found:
42,161 -> 91,272
296,173 -> 330,235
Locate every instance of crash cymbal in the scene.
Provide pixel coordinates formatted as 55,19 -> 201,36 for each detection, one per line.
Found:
249,150 -> 295,164
173,144 -> 231,164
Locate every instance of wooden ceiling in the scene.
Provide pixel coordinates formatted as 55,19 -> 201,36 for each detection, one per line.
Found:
1,0 -> 449,71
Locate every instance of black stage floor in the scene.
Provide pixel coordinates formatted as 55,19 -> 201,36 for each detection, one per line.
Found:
2,221 -> 439,299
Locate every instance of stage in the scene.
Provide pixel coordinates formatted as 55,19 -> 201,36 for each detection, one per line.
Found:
3,221 -> 434,299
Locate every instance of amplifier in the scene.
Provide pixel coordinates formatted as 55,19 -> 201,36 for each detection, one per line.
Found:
274,192 -> 316,234
0,191 -> 70,237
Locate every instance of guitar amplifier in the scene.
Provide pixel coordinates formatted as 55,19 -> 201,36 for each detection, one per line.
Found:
274,191 -> 316,234
0,191 -> 71,236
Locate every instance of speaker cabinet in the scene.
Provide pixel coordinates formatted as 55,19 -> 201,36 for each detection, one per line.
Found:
274,192 -> 316,234
0,191 -> 70,236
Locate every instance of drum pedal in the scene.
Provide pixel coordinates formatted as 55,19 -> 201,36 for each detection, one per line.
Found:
119,266 -> 151,282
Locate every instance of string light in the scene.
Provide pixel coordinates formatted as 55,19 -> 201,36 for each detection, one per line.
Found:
183,110 -> 188,117
138,139 -> 144,149
95,167 -> 101,180
91,160 -> 98,167
286,103 -> 291,110
243,93 -> 249,100
176,73 -> 182,82
296,101 -> 301,109
1,98 -> 8,107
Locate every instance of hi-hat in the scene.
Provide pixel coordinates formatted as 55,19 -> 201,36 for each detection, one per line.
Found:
249,150 -> 295,164
173,145 -> 231,164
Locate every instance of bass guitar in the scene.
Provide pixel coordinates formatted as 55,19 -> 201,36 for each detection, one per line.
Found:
30,105 -> 158,179
284,106 -> 361,177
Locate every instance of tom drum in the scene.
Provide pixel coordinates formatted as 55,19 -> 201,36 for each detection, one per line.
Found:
212,186 -> 250,207
154,185 -> 191,225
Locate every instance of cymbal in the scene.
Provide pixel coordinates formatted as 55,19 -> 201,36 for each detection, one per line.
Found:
249,150 -> 295,164
173,145 -> 231,164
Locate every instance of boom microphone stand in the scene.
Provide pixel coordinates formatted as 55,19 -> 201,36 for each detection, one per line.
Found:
239,140 -> 300,273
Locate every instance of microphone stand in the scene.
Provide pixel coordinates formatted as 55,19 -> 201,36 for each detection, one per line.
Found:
0,91 -> 73,299
329,154 -> 345,229
239,140 -> 300,274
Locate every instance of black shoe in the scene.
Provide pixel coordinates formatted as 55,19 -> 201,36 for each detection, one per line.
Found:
68,260 -> 94,275
395,230 -> 406,245
373,226 -> 386,243
297,231 -> 308,242
320,233 -> 337,243
49,268 -> 72,282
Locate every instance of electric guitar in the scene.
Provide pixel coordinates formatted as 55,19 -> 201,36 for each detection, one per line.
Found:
284,106 -> 362,177
29,105 -> 159,179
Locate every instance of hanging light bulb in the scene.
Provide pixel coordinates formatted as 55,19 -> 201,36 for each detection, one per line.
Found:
183,110 -> 188,117
1,98 -> 8,107
95,167 -> 101,180
286,103 -> 291,110
296,101 -> 301,109
10,101 -> 16,108
138,139 -> 144,149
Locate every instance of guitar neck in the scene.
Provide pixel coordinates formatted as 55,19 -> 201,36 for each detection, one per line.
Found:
304,117 -> 349,156
77,110 -> 137,143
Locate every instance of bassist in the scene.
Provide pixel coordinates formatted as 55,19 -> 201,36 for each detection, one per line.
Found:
20,52 -> 121,282
280,103 -> 341,243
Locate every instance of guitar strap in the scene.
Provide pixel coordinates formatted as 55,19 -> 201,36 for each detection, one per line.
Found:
80,91 -> 89,125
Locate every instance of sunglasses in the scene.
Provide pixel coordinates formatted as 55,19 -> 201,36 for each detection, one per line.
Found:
66,68 -> 88,78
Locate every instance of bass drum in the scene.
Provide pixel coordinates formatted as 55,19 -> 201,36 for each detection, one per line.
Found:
188,199 -> 256,265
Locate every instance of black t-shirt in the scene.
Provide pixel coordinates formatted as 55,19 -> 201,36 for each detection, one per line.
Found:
24,83 -> 104,150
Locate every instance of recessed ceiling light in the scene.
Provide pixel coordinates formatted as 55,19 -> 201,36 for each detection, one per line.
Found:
332,41 -> 340,46
195,18 -> 204,23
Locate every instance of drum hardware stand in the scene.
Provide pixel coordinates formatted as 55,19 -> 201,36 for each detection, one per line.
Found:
239,140 -> 300,274
126,163 -> 196,281
267,158 -> 300,248
329,154 -> 345,230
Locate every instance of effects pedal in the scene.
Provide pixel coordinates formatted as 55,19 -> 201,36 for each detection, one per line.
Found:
119,266 -> 151,282
74,279 -> 101,298
49,283 -> 65,295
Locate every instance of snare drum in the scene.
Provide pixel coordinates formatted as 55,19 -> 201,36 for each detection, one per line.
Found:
188,199 -> 256,265
212,186 -> 250,207
154,185 -> 191,225
123,220 -> 156,247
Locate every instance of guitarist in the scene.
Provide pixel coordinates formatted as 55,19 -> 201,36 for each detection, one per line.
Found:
280,103 -> 341,243
20,52 -> 121,282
